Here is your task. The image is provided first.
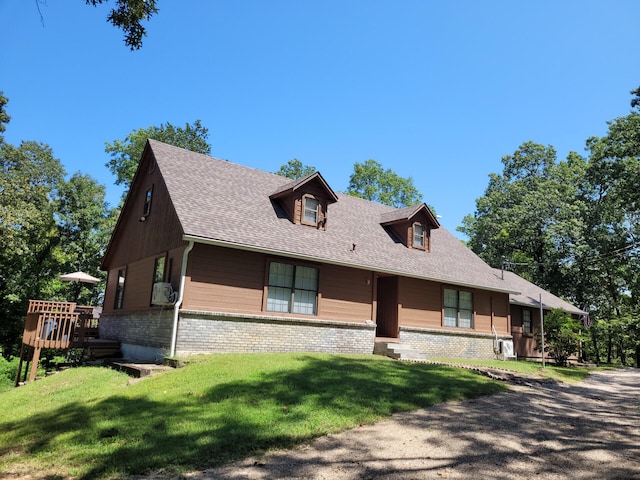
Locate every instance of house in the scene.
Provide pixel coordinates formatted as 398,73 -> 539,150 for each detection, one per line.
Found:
100,140 -> 523,361
495,269 -> 587,361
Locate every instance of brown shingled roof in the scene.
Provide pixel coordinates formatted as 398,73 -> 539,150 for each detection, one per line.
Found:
493,268 -> 586,315
148,139 -> 517,294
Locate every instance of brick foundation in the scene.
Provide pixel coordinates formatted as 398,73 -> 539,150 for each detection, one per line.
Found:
400,326 -> 512,360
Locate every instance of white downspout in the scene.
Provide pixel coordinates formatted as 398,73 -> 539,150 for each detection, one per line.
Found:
170,240 -> 194,358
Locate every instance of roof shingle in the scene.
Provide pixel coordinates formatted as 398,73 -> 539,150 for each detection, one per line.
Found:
148,139 -> 517,294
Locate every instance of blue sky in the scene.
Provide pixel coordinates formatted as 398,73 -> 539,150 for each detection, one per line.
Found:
1,1 -> 639,237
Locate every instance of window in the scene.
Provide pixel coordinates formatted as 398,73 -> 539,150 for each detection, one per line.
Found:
443,288 -> 473,328
143,185 -> 153,217
523,309 -> 532,334
266,261 -> 318,315
153,256 -> 165,283
114,268 -> 126,310
303,197 -> 320,225
413,223 -> 425,249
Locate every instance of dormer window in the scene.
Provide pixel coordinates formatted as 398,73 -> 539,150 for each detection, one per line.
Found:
270,172 -> 338,230
380,203 -> 439,252
413,223 -> 425,249
303,196 -> 320,225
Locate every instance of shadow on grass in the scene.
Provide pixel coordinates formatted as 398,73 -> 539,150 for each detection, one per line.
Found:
0,356 -> 505,478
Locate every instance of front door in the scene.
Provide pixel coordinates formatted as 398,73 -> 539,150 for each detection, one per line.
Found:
376,276 -> 398,338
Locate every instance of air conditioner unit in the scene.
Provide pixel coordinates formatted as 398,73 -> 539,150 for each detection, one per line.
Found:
152,282 -> 178,306
498,339 -> 517,361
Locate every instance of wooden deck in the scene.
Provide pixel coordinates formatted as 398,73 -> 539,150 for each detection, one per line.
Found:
15,300 -> 120,385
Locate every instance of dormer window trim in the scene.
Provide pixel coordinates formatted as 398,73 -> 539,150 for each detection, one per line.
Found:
412,222 -> 427,251
301,194 -> 321,227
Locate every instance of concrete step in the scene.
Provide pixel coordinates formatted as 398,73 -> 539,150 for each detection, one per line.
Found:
374,341 -> 427,361
105,360 -> 173,378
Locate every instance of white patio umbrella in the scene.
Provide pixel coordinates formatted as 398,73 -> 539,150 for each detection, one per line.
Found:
59,271 -> 100,284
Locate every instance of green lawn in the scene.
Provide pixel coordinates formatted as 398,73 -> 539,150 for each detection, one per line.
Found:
0,353 -> 507,479
427,357 -> 594,382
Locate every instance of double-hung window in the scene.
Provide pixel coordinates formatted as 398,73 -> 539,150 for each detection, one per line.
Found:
523,309 -> 532,334
413,223 -> 425,249
303,197 -> 320,225
266,262 -> 318,315
443,288 -> 473,328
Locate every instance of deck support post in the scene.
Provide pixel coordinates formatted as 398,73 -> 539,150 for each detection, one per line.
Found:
29,346 -> 42,382
14,344 -> 26,387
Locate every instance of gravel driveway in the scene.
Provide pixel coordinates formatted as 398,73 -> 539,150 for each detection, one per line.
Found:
183,368 -> 640,480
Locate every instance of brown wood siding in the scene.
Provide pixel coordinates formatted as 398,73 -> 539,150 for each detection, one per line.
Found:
398,277 -> 442,328
183,244 -> 373,323
512,304 -> 541,359
318,265 -> 373,322
492,293 -> 510,333
474,290 -> 493,332
183,244 -> 265,313
103,268 -> 119,314
103,151 -> 185,270
123,257 -> 157,310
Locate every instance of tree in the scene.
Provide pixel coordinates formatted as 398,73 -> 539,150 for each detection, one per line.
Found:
536,309 -> 586,367
346,159 -> 423,208
275,159 -> 316,180
85,0 -> 159,50
55,173 -> 115,305
458,142 -> 582,294
0,91 -> 9,140
0,140 -> 65,358
105,120 -> 211,193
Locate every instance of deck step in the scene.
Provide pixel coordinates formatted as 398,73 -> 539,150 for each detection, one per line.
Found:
374,341 -> 427,361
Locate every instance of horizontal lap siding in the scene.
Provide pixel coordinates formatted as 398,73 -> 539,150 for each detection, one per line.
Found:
123,257 -> 156,310
474,290 -> 493,332
105,154 -> 184,269
319,265 -> 373,322
398,277 -> 442,328
184,245 -> 265,313
492,292 -> 510,334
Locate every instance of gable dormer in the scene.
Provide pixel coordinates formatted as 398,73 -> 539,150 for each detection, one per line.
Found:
270,172 -> 338,230
380,203 -> 440,251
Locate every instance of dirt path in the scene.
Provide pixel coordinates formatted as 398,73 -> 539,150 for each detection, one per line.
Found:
183,368 -> 640,480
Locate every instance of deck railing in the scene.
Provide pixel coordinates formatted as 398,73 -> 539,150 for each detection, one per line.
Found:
17,300 -> 102,384
21,311 -> 96,350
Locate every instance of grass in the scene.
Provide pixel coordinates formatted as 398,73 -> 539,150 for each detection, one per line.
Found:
0,353 -> 507,479
427,357 -> 594,382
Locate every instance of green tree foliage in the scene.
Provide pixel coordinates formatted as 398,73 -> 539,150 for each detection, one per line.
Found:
0,94 -> 115,358
55,173 -> 116,305
462,88 -> 640,366
0,140 -> 65,357
346,159 -> 423,208
85,0 -> 159,50
105,120 -> 211,192
458,142 -> 583,295
536,309 -> 586,367
275,159 -> 316,180
0,92 -> 10,139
